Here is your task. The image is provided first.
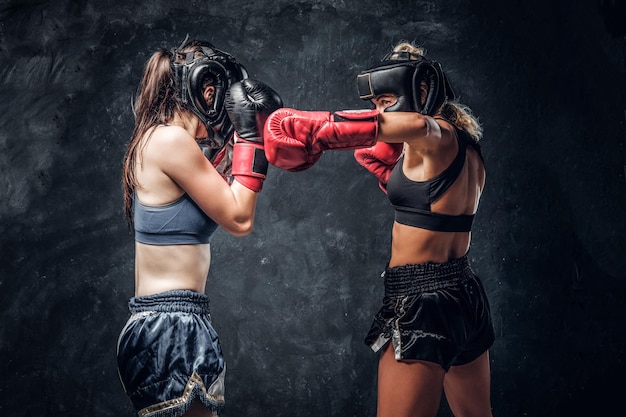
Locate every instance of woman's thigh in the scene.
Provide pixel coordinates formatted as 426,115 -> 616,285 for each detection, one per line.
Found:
377,344 -> 446,417
443,351 -> 493,417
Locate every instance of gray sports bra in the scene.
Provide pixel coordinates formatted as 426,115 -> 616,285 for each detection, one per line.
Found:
134,193 -> 218,245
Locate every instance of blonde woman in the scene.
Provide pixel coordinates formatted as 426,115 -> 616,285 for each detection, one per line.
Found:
263,41 -> 494,417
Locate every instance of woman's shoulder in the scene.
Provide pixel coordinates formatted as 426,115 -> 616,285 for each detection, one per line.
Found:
141,124 -> 201,169
404,116 -> 456,155
148,124 -> 194,147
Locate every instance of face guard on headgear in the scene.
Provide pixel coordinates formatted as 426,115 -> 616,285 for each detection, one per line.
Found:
356,52 -> 455,116
171,36 -> 248,161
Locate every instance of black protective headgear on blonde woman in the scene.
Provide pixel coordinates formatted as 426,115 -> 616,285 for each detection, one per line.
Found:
356,51 -> 455,116
171,35 -> 248,159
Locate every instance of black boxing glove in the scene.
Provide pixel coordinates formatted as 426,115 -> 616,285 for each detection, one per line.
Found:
225,79 -> 283,192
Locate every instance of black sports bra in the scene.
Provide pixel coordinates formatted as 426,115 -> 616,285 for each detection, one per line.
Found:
386,123 -> 483,232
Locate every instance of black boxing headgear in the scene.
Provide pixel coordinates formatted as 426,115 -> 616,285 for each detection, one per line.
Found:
356,52 -> 455,116
171,36 -> 248,158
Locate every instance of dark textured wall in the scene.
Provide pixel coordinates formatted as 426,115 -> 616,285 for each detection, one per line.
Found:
1,1 -> 624,416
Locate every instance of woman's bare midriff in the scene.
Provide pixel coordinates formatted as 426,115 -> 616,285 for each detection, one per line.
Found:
389,222 -> 471,267
134,242 -> 212,296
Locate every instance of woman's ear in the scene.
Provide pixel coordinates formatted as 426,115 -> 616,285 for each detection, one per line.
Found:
203,86 -> 215,106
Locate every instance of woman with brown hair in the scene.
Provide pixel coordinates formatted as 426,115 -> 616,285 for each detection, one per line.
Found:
117,37 -> 281,417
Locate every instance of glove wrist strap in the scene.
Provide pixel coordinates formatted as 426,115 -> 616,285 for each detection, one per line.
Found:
232,137 -> 268,192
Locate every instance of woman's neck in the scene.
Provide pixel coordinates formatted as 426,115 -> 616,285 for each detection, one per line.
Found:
170,113 -> 202,139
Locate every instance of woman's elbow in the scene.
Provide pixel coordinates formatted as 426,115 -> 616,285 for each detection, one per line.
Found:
225,217 -> 254,236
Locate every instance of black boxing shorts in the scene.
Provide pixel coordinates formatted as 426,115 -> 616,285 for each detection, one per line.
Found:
117,290 -> 225,416
364,256 -> 495,371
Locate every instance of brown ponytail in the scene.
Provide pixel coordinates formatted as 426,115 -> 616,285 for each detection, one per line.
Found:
122,49 -> 183,229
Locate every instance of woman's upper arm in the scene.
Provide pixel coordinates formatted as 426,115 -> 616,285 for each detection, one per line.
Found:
154,128 -> 256,234
377,112 -> 443,151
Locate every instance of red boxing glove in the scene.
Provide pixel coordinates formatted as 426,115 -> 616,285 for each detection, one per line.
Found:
264,108 -> 379,172
354,142 -> 404,194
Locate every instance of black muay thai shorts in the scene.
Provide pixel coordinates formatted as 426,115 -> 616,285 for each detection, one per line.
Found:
117,290 -> 225,417
364,256 -> 495,371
